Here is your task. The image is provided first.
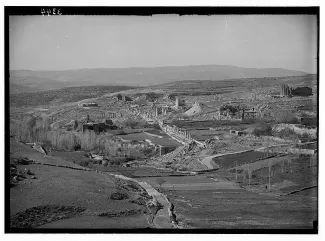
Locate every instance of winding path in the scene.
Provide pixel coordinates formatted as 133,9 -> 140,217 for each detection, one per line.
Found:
112,174 -> 174,228
11,138 -> 175,229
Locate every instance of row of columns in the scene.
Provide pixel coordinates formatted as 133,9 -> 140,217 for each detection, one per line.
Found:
164,124 -> 192,140
281,84 -> 294,96
106,112 -> 117,118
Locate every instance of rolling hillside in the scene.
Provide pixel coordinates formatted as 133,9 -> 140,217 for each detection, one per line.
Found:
151,74 -> 317,95
9,85 -> 138,107
10,65 -> 309,94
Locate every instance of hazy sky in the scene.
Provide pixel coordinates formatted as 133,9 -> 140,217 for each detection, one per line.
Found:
9,15 -> 317,73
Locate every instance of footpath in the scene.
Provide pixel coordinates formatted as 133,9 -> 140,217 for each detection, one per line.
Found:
10,138 -> 177,229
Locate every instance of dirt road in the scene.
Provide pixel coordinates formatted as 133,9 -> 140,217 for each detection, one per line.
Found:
10,138 -> 174,229
112,174 -> 174,228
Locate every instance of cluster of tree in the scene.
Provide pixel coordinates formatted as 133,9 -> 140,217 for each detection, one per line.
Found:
10,116 -> 133,156
10,115 -> 51,143
252,123 -> 314,142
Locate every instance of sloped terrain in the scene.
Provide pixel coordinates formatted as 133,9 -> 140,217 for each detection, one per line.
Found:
10,85 -> 138,107
9,138 -> 151,230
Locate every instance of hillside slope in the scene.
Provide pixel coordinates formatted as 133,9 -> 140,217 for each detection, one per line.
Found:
9,85 -> 138,107
10,65 -> 309,93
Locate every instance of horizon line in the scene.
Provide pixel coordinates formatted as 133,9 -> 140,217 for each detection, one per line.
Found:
9,64 -> 314,74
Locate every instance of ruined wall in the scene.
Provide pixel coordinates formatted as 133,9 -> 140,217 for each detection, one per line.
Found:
280,85 -> 312,97
160,146 -> 177,156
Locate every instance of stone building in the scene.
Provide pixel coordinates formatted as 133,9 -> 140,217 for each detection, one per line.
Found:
293,87 -> 313,96
280,85 -> 312,97
82,119 -> 117,133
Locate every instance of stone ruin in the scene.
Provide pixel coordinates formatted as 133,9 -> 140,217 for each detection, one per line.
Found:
280,85 -> 312,97
163,124 -> 194,142
175,97 -> 185,108
82,118 -> 117,133
79,102 -> 98,107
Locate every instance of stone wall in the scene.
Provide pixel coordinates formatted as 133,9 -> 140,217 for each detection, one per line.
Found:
160,146 -> 177,156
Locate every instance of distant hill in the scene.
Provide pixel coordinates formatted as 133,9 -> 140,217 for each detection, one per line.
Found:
9,85 -> 138,107
9,65 -> 309,94
152,74 -> 317,96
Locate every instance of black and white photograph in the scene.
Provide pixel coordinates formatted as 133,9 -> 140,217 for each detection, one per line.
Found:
4,5 -> 319,234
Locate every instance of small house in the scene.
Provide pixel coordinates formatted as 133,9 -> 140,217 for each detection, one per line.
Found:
230,130 -> 245,136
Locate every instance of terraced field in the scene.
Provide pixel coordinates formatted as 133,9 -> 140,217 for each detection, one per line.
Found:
138,174 -> 317,229
212,151 -> 268,169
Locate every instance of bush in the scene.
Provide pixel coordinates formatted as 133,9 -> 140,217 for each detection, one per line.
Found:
301,117 -> 317,127
110,191 -> 129,200
275,127 -> 299,141
78,160 -> 90,167
275,110 -> 299,124
252,124 -> 273,137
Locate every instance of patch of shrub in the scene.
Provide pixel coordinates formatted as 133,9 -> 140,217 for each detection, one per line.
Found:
110,191 -> 129,200
78,160 -> 90,167
10,205 -> 86,229
275,110 -> 299,124
129,196 -> 146,206
298,132 -> 314,142
252,124 -> 273,137
301,117 -> 318,127
275,127 -> 299,141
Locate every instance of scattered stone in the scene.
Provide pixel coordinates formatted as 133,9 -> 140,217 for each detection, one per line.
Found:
30,176 -> 37,179
17,176 -> 25,181
24,168 -> 33,175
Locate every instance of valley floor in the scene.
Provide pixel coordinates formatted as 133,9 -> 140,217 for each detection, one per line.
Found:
9,138 -> 317,231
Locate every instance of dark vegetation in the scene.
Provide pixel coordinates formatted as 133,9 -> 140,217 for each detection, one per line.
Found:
110,191 -> 129,200
10,85 -> 138,107
252,123 -> 273,137
10,205 -> 86,229
98,209 -> 145,217
10,116 -> 130,155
